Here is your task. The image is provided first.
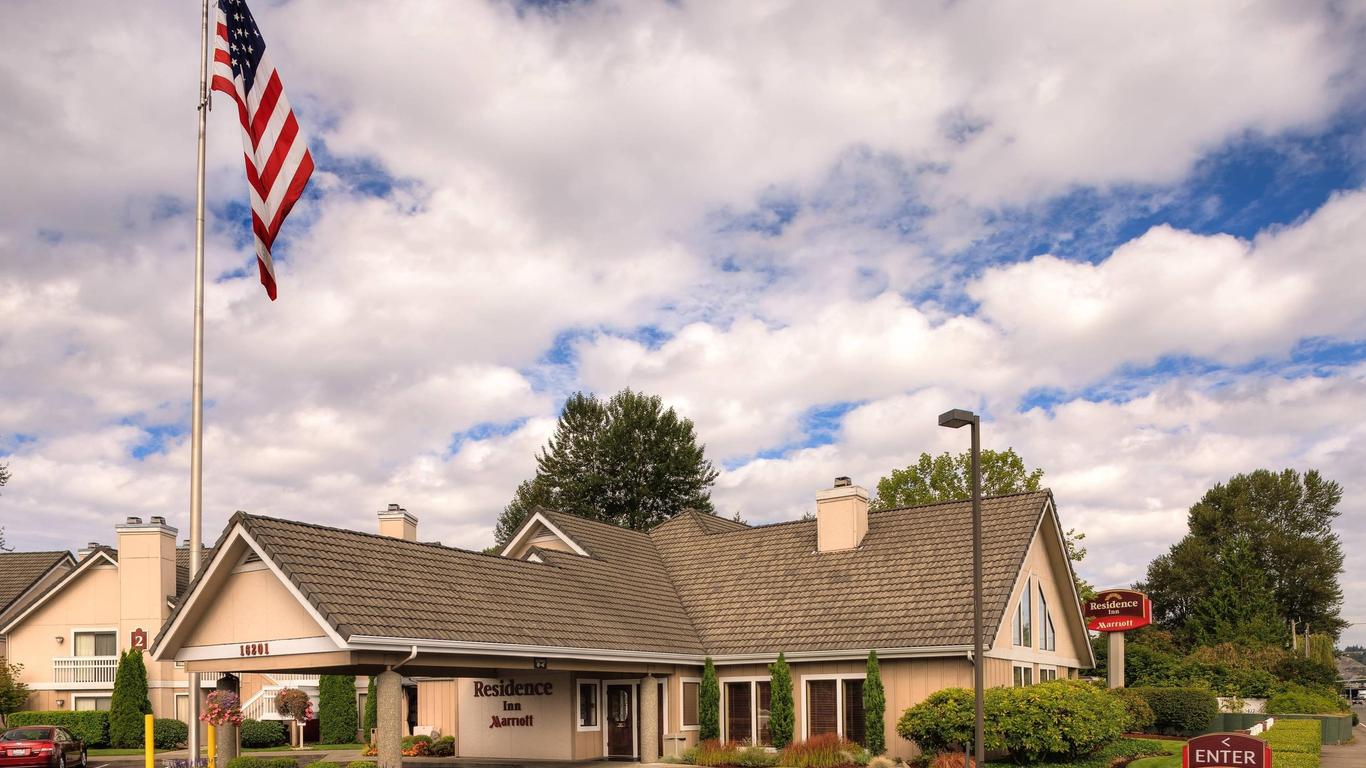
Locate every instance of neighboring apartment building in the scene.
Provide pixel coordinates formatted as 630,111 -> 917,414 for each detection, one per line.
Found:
151,479 -> 1094,762
0,550 -> 76,658
2,517 -> 346,730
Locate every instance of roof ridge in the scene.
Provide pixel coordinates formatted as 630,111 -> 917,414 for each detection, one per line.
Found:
873,488 -> 1051,514
239,512 -> 514,561
541,509 -> 655,541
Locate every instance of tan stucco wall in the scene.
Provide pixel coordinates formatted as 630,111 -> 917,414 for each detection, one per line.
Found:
455,672 -> 574,760
180,566 -> 327,648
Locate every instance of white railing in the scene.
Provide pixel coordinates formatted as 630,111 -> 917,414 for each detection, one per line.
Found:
267,674 -> 320,687
240,683 -> 321,721
52,656 -> 118,684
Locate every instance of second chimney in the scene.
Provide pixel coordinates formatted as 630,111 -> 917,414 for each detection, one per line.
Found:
815,477 -> 869,552
378,504 -> 418,541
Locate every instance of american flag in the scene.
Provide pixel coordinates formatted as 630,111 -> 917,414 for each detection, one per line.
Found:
211,0 -> 314,301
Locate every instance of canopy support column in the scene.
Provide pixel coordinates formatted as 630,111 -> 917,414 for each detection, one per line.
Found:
377,670 -> 403,768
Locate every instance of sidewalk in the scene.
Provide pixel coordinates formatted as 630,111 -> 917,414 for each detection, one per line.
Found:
1318,724 -> 1364,768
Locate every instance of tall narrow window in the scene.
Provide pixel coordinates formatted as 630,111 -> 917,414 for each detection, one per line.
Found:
842,679 -> 865,746
755,681 -> 772,746
682,681 -> 700,729
578,682 -> 600,729
1038,584 -> 1056,651
1013,578 -> 1032,647
725,682 -> 753,743
807,680 -> 838,737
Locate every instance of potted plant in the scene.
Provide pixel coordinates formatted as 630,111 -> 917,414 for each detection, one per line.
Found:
274,689 -> 313,749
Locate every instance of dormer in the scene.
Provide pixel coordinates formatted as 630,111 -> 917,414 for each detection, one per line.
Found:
499,510 -> 589,560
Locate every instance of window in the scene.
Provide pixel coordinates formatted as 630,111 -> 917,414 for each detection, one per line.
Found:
1039,667 -> 1057,683
1012,578 -> 1032,647
755,681 -> 771,746
803,676 -> 867,743
842,679 -> 865,746
725,682 -> 753,743
1012,665 -> 1033,687
175,694 -> 189,723
74,696 -> 112,711
578,681 -> 600,730
1038,584 -> 1056,652
681,680 -> 700,730
73,631 -> 116,657
806,680 -> 838,737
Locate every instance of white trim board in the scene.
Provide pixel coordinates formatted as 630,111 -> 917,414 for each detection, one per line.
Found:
500,511 -> 590,559
797,672 -> 866,742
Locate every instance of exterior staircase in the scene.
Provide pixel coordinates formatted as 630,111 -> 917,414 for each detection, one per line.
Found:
240,673 -> 321,721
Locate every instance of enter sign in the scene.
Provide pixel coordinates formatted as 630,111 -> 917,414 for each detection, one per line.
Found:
1183,733 -> 1272,768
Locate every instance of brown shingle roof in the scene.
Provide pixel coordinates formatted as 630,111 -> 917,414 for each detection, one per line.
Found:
650,491 -> 1049,654
0,551 -> 73,616
176,545 -> 215,598
209,491 -> 1053,658
238,514 -> 704,654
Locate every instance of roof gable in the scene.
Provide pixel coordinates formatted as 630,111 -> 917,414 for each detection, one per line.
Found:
1,549 -> 115,635
499,510 -> 590,559
0,550 -> 75,617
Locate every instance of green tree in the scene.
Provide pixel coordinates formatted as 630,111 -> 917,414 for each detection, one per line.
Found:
1186,540 -> 1288,648
494,389 -> 719,544
1142,469 -> 1346,641
768,653 -> 794,748
699,657 -> 720,741
108,649 -> 152,748
863,651 -> 886,754
871,448 -> 1043,509
0,658 -> 29,728
364,677 -> 377,739
318,675 -> 358,745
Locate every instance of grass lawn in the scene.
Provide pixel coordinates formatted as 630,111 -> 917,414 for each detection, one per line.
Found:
244,743 -> 366,753
1127,754 -> 1181,768
985,737 -> 1183,768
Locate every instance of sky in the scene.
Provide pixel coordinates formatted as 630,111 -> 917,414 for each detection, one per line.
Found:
1,0 -> 1365,645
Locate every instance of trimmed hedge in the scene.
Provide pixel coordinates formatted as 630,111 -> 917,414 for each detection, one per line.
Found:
153,718 -> 188,749
239,719 -> 288,748
224,758 -> 298,768
1129,687 -> 1217,735
1257,719 -> 1321,754
7,711 -> 109,747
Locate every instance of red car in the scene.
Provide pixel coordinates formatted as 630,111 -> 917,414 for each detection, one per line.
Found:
0,727 -> 87,768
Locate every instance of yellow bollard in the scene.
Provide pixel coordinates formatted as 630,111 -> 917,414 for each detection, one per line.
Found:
144,714 -> 154,768
207,724 -> 217,768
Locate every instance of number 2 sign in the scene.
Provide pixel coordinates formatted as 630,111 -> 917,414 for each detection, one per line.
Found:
130,628 -> 148,649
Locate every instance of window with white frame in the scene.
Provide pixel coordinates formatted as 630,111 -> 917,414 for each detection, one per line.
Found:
1039,667 -> 1058,682
721,680 -> 773,745
803,676 -> 867,745
1038,583 -> 1056,652
681,678 -> 700,731
1012,665 -> 1034,687
74,695 -> 113,711
175,694 -> 189,723
73,630 -> 116,657
577,680 -> 600,731
1012,577 -> 1032,647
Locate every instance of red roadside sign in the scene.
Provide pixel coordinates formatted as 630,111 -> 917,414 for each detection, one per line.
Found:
1183,733 -> 1271,768
1083,588 -> 1152,632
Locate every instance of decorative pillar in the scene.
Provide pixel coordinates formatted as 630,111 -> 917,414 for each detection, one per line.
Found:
377,670 -> 403,768
1108,633 -> 1125,689
639,676 -> 659,764
216,674 -> 240,763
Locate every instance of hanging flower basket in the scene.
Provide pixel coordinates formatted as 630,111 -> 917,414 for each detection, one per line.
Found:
200,691 -> 244,727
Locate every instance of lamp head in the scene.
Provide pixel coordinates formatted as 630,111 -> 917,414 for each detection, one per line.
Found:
938,408 -> 978,429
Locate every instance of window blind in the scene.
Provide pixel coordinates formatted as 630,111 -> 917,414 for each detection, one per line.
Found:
726,682 -> 753,743
683,682 -> 699,727
807,680 -> 838,737
842,679 -> 865,745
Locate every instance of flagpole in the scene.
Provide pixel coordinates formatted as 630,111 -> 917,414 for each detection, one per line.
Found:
187,0 -> 212,762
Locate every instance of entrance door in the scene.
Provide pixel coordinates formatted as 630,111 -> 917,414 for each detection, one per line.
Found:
605,683 -> 635,758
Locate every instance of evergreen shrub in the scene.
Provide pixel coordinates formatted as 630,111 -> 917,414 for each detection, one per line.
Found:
152,718 -> 188,749
239,719 -> 288,748
1129,687 -> 1217,735
769,654 -> 794,749
7,711 -> 108,746
1107,688 -> 1156,733
700,658 -> 720,741
108,649 -> 152,748
864,652 -> 886,754
318,675 -> 358,745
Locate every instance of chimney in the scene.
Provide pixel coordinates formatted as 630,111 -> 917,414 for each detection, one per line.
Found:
114,514 -> 178,635
78,541 -> 102,560
815,476 -> 869,552
378,504 -> 418,541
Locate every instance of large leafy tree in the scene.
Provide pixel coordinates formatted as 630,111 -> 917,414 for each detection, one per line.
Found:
494,389 -> 719,544
871,448 -> 1043,510
1142,469 -> 1346,641
1185,540 -> 1287,647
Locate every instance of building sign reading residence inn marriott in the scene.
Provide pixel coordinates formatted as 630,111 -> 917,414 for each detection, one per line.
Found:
474,678 -> 555,728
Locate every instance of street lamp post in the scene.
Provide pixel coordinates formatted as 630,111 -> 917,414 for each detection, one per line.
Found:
939,408 -> 983,768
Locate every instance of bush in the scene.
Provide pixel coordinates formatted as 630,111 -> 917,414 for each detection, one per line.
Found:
867,757 -> 897,768
346,762 -> 373,768
770,654 -> 795,749
310,763 -> 341,768
429,735 -> 455,757
1107,688 -> 1155,733
153,718 -> 188,749
7,711 -> 108,747
700,658 -> 720,741
318,675 -> 358,745
778,734 -> 861,768
865,651 -> 886,755
991,680 -> 1125,762
224,758 -> 298,768
1265,688 -> 1348,715
1273,657 -> 1338,688
1129,687 -> 1217,735
897,688 -> 975,753
688,740 -> 740,766
1268,754 -> 1320,768
363,677 -> 376,737
108,649 -> 152,748
1257,719 -> 1321,754
929,754 -> 975,768
239,719 -> 288,748
400,735 -> 432,757
736,745 -> 779,767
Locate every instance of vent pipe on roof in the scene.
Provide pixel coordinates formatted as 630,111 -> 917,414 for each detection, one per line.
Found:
815,477 -> 869,552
